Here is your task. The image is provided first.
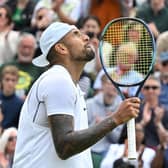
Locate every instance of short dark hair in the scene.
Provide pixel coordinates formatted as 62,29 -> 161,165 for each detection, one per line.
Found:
46,45 -> 57,67
1,65 -> 19,80
0,4 -> 12,25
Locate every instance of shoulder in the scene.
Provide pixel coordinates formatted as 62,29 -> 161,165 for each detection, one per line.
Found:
13,94 -> 24,105
136,3 -> 151,17
41,66 -> 73,85
37,66 -> 76,97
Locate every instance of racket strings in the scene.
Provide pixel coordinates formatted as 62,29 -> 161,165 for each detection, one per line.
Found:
101,19 -> 153,85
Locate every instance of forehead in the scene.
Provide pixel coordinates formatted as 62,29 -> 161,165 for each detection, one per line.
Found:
0,7 -> 7,13
144,78 -> 160,85
3,73 -> 17,79
20,36 -> 35,46
62,28 -> 80,39
36,8 -> 49,15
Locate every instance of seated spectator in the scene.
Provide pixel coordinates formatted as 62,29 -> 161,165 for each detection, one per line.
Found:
24,6 -> 55,57
137,76 -> 168,148
78,15 -> 102,76
0,4 -> 20,65
135,0 -> 168,39
156,31 -> 168,111
101,123 -> 155,168
151,101 -> 168,168
86,74 -> 122,168
0,65 -> 23,131
6,0 -> 35,31
93,42 -> 143,96
33,0 -> 82,25
1,33 -> 45,99
0,127 -> 17,168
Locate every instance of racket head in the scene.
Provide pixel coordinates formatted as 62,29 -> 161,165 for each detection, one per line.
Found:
99,17 -> 156,88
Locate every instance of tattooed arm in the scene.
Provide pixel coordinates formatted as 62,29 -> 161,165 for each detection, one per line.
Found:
48,97 -> 140,160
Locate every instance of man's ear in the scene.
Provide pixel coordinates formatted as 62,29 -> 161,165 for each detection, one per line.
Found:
54,43 -> 68,55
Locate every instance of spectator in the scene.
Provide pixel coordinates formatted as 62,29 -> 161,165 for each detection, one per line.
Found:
101,123 -> 155,168
151,101 -> 168,168
156,31 -> 168,111
25,6 -> 55,57
93,42 -> 143,96
1,33 -> 45,99
6,0 -> 35,31
0,127 -> 17,168
79,15 -> 102,75
137,76 -> 168,148
33,0 -> 82,25
158,52 -> 168,111
136,0 -> 168,39
86,74 -> 122,168
0,65 -> 23,131
0,4 -> 20,65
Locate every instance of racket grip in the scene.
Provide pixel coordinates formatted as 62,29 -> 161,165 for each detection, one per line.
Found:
127,118 -> 137,160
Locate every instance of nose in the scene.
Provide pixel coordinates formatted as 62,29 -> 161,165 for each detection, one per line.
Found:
83,33 -> 90,42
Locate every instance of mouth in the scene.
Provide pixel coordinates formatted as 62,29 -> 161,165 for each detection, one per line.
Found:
85,43 -> 95,52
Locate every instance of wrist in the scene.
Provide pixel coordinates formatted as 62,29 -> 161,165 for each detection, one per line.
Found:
106,116 -> 118,129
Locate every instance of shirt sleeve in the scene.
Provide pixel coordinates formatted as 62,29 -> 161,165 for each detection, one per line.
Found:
39,75 -> 77,116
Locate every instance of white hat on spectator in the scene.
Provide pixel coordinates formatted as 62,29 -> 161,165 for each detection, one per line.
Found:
32,22 -> 76,67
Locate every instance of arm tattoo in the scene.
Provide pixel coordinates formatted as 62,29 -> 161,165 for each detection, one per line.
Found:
48,114 -> 117,160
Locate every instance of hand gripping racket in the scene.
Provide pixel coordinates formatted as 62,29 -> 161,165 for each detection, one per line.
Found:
99,17 -> 156,159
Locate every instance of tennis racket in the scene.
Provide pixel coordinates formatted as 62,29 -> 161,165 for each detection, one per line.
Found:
99,17 -> 156,159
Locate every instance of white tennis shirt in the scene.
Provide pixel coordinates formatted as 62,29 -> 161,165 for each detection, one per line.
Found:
13,65 -> 93,168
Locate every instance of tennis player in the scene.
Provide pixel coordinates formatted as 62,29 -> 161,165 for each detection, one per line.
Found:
13,22 -> 140,168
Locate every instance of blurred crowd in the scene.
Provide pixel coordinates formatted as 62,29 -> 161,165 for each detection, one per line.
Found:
0,0 -> 168,168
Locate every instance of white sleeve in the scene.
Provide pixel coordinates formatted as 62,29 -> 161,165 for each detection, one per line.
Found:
40,75 -> 76,116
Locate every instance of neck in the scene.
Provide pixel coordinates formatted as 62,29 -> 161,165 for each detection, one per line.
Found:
2,90 -> 14,97
58,61 -> 85,85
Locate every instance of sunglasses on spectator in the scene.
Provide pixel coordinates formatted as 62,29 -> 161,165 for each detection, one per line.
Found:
0,12 -> 7,18
162,61 -> 168,66
143,85 -> 160,90
8,136 -> 17,142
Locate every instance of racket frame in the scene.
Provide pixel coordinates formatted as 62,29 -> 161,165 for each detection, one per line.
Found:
99,17 -> 156,159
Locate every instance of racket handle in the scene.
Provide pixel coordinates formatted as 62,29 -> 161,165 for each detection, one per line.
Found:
127,118 -> 137,160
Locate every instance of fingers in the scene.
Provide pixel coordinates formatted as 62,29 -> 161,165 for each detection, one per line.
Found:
127,97 -> 141,104
113,98 -> 141,125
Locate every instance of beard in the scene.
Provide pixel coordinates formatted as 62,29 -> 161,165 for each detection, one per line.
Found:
69,44 -> 95,62
84,45 -> 95,61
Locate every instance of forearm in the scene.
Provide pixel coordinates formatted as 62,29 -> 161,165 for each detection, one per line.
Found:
56,9 -> 76,25
49,115 -> 117,160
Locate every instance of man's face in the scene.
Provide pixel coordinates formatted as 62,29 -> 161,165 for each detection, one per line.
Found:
62,29 -> 95,62
151,0 -> 165,12
35,8 -> 52,29
82,19 -> 100,36
160,60 -> 168,84
142,78 -> 160,100
18,36 -> 36,63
